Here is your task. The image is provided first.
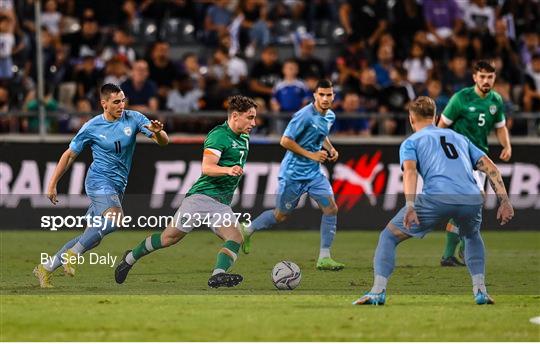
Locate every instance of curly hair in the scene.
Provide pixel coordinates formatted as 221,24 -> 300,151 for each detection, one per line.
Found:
227,95 -> 258,115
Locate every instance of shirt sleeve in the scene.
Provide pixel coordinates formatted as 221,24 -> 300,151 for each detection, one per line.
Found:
441,93 -> 461,125
494,95 -> 506,128
283,112 -> 308,141
69,123 -> 91,153
134,111 -> 154,137
399,138 -> 417,170
467,137 -> 486,168
204,129 -> 228,158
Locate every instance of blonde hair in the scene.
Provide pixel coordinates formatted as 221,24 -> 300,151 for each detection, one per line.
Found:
409,96 -> 436,118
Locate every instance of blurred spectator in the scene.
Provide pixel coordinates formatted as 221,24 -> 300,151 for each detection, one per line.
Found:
103,57 -> 129,86
22,88 -> 57,133
305,0 -> 338,34
294,32 -> 326,80
74,53 -> 102,107
449,31 -> 474,60
204,0 -> 233,47
101,28 -> 137,65
391,0 -> 425,60
334,90 -> 370,136
498,0 -> 540,38
443,54 -> 469,95
146,41 -> 178,109
41,0 -> 62,39
372,44 -> 394,88
423,0 -> 463,45
520,31 -> 540,69
339,0 -> 388,47
62,17 -> 104,59
47,47 -> 73,95
425,78 -> 449,114
380,67 -> 414,114
523,53 -> 540,112
205,47 -> 248,109
271,59 -> 309,113
121,59 -> 158,113
357,67 -> 381,116
403,42 -> 433,91
166,73 -> 203,114
248,44 -> 281,105
237,0 -> 271,56
181,52 -> 205,91
0,14 -> 14,80
0,84 -> 13,132
379,67 -> 414,135
335,36 -> 369,91
463,0 -> 496,36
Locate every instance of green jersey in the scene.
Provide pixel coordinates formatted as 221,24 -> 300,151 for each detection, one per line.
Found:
186,121 -> 249,205
441,86 -> 506,153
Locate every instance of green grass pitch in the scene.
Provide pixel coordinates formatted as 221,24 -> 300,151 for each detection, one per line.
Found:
1,230 -> 539,341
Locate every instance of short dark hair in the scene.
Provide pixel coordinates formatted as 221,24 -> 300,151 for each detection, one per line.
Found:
409,96 -> 436,118
100,83 -> 122,100
473,60 -> 495,73
227,95 -> 258,115
314,79 -> 333,92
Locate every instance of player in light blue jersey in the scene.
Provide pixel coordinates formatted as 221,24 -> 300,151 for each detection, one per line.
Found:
241,79 -> 345,270
33,83 -> 169,288
352,96 -> 514,305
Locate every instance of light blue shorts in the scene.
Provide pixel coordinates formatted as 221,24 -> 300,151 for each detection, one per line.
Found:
85,185 -> 124,218
276,174 -> 334,214
390,196 -> 482,238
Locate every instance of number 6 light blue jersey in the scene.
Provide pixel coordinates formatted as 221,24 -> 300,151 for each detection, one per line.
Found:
69,110 -> 153,193
279,103 -> 336,181
399,125 -> 486,205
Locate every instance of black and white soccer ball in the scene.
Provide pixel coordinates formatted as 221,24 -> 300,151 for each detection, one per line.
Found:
271,261 -> 301,290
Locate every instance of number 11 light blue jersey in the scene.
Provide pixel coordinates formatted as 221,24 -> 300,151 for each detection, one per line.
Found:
69,110 -> 153,193
399,125 -> 486,205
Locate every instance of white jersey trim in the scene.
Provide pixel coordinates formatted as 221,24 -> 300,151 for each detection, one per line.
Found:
494,119 -> 506,128
440,114 -> 454,126
206,148 -> 222,158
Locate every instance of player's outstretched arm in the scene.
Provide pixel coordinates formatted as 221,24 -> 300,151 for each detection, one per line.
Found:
47,148 -> 79,205
402,160 -> 420,229
145,120 -> 169,146
280,136 -> 328,163
475,156 -> 514,225
201,150 -> 243,177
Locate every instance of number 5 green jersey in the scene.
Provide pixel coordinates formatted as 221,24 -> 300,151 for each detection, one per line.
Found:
440,86 -> 506,153
186,121 -> 249,205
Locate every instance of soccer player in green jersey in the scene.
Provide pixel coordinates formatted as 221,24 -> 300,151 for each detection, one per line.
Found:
437,60 -> 512,266
115,95 -> 258,288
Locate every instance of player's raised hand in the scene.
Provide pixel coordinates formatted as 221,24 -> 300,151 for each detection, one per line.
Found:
327,148 -> 339,162
499,146 -> 511,162
228,165 -> 243,176
311,150 -> 328,163
403,207 -> 419,230
497,200 -> 514,225
145,120 -> 164,133
47,186 -> 58,205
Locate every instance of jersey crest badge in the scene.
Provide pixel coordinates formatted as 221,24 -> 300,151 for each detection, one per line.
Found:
489,105 -> 497,115
468,106 -> 476,112
123,127 -> 132,136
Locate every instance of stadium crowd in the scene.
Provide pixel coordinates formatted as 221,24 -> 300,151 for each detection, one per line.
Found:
0,0 -> 538,135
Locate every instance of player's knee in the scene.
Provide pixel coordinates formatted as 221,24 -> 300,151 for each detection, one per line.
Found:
322,204 -> 338,216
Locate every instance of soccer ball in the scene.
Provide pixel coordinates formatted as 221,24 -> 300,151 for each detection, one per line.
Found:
271,261 -> 301,290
